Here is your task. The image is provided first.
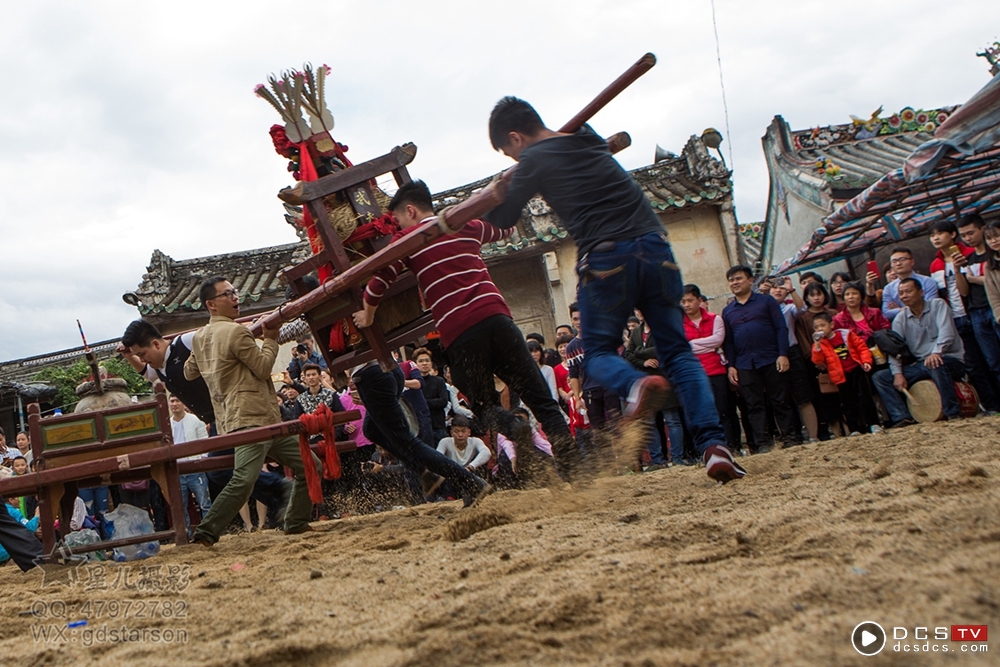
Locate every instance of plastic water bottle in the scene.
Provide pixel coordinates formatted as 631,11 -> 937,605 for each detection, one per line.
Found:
53,408 -> 63,416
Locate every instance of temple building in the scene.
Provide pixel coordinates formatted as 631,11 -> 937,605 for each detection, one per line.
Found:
0,131 -> 746,433
758,105 -> 956,278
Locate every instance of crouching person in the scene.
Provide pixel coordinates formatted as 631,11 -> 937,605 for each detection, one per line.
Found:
871,278 -> 966,427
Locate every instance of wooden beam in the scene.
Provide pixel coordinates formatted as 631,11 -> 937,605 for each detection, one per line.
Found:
278,144 -> 417,205
0,411 -> 361,498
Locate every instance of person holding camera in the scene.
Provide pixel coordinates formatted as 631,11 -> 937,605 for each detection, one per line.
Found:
286,335 -> 327,381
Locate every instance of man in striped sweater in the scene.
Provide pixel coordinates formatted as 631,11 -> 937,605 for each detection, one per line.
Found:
353,180 -> 580,482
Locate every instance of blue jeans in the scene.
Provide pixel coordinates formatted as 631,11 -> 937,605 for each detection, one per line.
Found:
955,315 -> 999,411
179,473 -> 213,532
355,364 -> 483,497
969,307 -> 1000,400
872,357 -> 966,423
662,408 -> 686,463
77,487 -> 109,514
577,232 -> 726,455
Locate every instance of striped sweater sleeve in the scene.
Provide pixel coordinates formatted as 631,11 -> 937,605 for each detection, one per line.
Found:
364,258 -> 407,306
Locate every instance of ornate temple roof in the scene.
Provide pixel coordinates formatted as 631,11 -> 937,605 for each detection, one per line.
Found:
122,136 -> 733,321
763,106 -> 956,202
122,243 -> 311,322
756,104 -> 958,274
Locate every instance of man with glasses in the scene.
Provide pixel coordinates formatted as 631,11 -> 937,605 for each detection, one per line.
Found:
881,247 -> 939,321
184,276 -> 320,546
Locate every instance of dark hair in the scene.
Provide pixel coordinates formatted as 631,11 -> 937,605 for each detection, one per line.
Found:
301,363 -> 322,375
488,96 -> 545,151
828,271 -> 852,306
889,246 -> 912,259
958,213 -> 985,230
0,426 -> 5,437
526,339 -> 544,354
285,273 -> 320,300
568,302 -> 579,315
121,319 -> 163,349
882,262 -> 893,277
684,284 -> 703,299
812,311 -> 833,324
626,316 -> 641,325
388,179 -> 434,214
726,265 -> 753,280
985,221 -> 1000,272
799,271 -> 824,284
555,323 -> 574,332
525,332 -> 545,345
830,271 -> 851,284
451,415 -> 471,429
842,281 -> 865,298
803,281 -> 830,306
899,277 -> 923,292
931,219 -> 958,235
555,333 -> 574,347
511,407 -> 530,421
198,276 -> 228,305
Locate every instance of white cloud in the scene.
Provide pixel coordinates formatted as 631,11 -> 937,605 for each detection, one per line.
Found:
1,0 -> 996,359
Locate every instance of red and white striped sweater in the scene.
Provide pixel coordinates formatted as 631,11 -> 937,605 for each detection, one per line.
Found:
363,218 -> 513,348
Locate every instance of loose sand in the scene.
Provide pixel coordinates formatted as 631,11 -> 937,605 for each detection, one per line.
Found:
2,418 -> 998,666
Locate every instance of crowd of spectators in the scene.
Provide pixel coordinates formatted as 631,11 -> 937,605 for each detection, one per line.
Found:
6,213 -> 1000,568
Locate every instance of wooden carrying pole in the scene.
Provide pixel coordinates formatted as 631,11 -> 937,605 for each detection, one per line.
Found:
248,53 -> 655,338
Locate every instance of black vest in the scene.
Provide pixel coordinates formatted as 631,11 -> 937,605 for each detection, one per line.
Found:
155,337 -> 216,425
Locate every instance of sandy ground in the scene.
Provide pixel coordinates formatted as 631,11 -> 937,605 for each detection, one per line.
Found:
2,417 -> 998,667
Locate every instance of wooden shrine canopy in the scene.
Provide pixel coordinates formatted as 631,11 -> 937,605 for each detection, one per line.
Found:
776,72 -> 1000,274
250,53 -> 656,374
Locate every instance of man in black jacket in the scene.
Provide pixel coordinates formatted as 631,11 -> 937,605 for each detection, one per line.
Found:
119,320 -> 292,528
413,347 -> 450,444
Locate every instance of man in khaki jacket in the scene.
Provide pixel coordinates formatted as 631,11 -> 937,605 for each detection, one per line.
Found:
184,276 -> 319,545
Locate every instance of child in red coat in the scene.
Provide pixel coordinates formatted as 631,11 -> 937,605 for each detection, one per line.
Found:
811,312 -> 882,435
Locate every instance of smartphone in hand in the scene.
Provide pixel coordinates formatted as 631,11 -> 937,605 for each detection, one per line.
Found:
866,260 -> 879,278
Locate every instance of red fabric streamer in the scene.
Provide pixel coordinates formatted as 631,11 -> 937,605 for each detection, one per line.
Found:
296,142 -> 332,282
329,321 -> 347,355
343,212 -> 399,245
297,403 -> 343,504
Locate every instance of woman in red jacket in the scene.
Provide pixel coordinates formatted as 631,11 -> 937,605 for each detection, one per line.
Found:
681,284 -> 737,451
810,312 -> 881,435
832,282 -> 890,344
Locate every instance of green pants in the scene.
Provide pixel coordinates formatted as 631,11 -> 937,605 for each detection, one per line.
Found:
192,434 -> 320,544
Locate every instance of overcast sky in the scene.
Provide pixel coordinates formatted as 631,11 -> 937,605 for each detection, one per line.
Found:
0,1 -> 996,361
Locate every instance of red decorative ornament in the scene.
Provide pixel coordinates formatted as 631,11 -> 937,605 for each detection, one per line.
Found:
269,125 -> 298,159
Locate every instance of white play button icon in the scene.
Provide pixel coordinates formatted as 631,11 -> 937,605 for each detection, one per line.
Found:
852,621 -> 886,656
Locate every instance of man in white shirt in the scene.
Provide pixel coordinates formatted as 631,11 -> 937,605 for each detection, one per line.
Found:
168,395 -> 212,535
436,416 -> 491,471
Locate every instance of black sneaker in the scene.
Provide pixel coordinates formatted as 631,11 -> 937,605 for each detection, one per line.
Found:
888,418 -> 916,429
